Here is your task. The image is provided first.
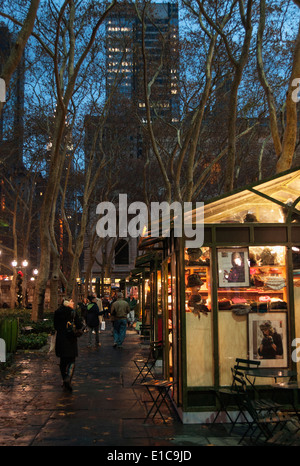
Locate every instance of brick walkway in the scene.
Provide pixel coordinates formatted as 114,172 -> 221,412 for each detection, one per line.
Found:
1,320 -> 297,449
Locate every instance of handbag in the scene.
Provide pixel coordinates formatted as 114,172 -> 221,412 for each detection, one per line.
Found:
66,310 -> 83,337
101,321 -> 106,331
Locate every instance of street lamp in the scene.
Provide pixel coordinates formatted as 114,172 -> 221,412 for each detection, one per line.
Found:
31,269 -> 38,282
11,259 -> 29,308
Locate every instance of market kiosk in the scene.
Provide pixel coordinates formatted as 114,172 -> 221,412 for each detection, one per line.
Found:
139,167 -> 300,423
127,252 -> 162,342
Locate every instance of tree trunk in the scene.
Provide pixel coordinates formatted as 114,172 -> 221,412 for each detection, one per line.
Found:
256,0 -> 282,158
224,0 -> 253,193
276,24 -> 300,172
49,251 -> 60,313
31,105 -> 66,321
10,271 -> 16,309
31,243 -> 50,320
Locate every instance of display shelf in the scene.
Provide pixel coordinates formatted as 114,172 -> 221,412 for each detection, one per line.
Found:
184,247 -> 288,317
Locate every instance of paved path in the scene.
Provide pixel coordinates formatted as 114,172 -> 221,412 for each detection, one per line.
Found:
0,321 -> 252,448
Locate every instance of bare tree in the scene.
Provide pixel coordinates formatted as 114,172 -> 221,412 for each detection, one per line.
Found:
25,0 -> 117,320
137,0 -> 248,201
0,0 -> 40,116
257,0 -> 300,173
137,0 -> 299,198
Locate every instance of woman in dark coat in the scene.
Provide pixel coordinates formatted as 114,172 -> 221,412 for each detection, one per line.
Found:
54,298 -> 83,392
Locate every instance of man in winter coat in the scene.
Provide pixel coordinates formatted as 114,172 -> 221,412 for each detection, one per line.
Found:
54,297 -> 83,392
87,295 -> 103,347
111,292 -> 130,348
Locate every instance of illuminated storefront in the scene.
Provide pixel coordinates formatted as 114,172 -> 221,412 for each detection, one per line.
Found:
139,167 -> 300,423
126,253 -> 162,342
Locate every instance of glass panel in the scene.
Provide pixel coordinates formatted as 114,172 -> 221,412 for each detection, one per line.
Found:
255,173 -> 300,207
293,246 -> 300,377
204,192 -> 285,223
157,270 -> 162,315
218,246 -> 288,385
144,278 -> 151,326
200,169 -> 300,224
156,269 -> 163,343
184,246 -> 213,386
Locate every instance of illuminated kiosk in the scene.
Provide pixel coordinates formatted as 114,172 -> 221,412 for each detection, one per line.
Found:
138,167 -> 300,423
125,252 -> 163,343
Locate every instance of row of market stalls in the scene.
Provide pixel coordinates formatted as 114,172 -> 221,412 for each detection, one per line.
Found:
125,167 -> 300,423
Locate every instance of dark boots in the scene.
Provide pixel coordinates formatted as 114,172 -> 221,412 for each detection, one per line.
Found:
60,358 -> 75,392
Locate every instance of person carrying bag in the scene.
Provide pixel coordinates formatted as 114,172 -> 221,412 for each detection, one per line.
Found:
54,297 -> 83,392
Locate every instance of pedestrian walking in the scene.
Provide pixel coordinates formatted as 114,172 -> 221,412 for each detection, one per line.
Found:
78,296 -> 88,328
87,295 -> 102,347
92,292 -> 103,330
111,292 -> 130,348
102,295 -> 111,318
110,293 -> 117,336
54,297 -> 83,392
126,294 -> 137,328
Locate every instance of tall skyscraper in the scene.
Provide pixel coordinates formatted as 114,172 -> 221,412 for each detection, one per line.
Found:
0,23 -> 25,172
106,1 -> 179,124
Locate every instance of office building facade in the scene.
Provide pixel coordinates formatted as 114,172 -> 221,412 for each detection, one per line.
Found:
106,1 -> 179,124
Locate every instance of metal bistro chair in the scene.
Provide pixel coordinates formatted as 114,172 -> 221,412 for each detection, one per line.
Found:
232,369 -> 292,444
234,358 -> 284,416
141,379 -> 176,423
212,365 -> 254,430
213,358 -> 265,428
212,358 -> 259,426
132,340 -> 163,385
139,324 -> 152,344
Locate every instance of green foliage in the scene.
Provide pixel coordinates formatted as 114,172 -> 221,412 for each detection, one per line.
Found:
0,308 -> 32,321
24,319 -> 54,334
17,332 -> 49,350
0,309 -> 54,351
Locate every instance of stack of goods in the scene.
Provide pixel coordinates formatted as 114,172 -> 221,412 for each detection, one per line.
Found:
231,297 -> 251,315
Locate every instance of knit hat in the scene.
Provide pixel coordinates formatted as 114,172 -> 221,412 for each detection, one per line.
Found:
187,248 -> 202,260
187,273 -> 204,288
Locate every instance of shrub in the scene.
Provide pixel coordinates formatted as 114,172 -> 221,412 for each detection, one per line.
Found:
17,332 -> 49,350
21,319 -> 54,335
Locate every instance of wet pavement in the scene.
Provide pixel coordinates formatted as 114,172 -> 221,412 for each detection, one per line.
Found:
0,321 -> 298,452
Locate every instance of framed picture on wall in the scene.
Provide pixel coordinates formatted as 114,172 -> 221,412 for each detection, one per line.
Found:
217,247 -> 250,288
248,313 -> 288,368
